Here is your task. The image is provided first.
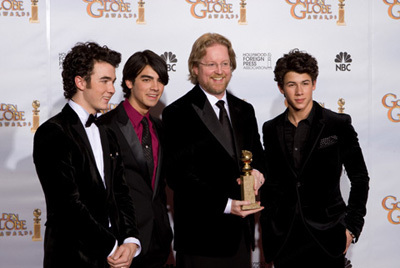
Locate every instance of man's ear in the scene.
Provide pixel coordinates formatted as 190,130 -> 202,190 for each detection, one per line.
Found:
125,80 -> 133,89
75,76 -> 86,91
278,84 -> 285,96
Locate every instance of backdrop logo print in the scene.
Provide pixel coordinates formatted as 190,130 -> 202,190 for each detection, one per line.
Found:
186,0 -> 238,20
285,0 -> 339,22
334,52 -> 352,71
383,0 -> 400,20
382,196 -> 400,224
382,93 -> 400,122
0,103 -> 31,127
83,0 -> 136,19
0,0 -> 30,19
160,52 -> 178,72
0,212 -> 32,237
242,52 -> 272,70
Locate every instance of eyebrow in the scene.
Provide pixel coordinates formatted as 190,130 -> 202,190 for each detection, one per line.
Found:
140,74 -> 155,79
99,76 -> 116,83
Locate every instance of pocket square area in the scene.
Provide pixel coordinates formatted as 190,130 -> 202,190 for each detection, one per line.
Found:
319,135 -> 338,149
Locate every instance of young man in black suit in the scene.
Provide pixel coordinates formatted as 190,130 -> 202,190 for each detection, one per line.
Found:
33,42 -> 140,268
260,49 -> 370,268
99,50 -> 172,268
162,33 -> 265,268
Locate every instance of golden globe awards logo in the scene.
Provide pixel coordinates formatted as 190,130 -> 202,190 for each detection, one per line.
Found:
83,0 -> 136,19
0,212 -> 32,237
382,196 -> 400,224
383,0 -> 400,20
382,93 -> 400,122
0,103 -> 31,127
186,0 -> 238,20
285,0 -> 340,22
0,0 -> 30,19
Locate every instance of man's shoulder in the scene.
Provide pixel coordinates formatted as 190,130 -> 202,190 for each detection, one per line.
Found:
163,86 -> 198,112
99,102 -> 124,126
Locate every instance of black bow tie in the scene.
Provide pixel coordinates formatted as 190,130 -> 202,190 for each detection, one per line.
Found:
85,114 -> 98,127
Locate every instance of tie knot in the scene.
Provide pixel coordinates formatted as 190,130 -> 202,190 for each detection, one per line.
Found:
141,117 -> 149,127
85,114 -> 97,128
216,100 -> 225,109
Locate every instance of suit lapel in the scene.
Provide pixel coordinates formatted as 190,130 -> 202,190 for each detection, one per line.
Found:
116,105 -> 151,188
99,125 -> 112,190
63,104 -> 105,189
191,86 -> 236,158
150,116 -> 162,197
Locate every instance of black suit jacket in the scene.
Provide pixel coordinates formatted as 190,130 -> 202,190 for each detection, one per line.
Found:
33,104 -> 138,268
260,102 -> 369,262
99,102 -> 172,259
162,85 -> 264,257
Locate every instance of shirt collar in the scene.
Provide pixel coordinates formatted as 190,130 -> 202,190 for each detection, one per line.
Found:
123,99 -> 149,127
199,85 -> 228,106
68,100 -> 100,127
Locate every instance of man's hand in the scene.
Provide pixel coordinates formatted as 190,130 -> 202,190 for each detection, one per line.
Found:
343,229 -> 354,254
231,200 -> 264,218
236,169 -> 265,196
107,243 -> 138,268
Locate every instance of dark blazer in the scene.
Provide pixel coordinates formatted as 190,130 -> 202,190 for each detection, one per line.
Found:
99,102 -> 172,264
260,101 -> 369,262
33,104 -> 138,268
162,85 -> 264,257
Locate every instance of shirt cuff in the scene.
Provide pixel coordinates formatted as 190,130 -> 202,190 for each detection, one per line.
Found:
224,198 -> 233,214
108,238 -> 141,257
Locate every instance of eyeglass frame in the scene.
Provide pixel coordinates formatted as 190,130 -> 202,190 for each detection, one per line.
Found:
197,61 -> 232,70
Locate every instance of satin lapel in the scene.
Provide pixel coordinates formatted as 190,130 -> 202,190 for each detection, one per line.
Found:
191,90 -> 236,158
64,105 -> 105,188
151,116 -> 161,198
226,94 -> 241,161
116,107 -> 150,185
99,125 -> 112,190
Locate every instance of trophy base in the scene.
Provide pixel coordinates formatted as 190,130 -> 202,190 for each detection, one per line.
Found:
242,202 -> 260,211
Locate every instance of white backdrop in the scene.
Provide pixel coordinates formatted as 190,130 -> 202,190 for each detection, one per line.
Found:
1,1 -> 399,267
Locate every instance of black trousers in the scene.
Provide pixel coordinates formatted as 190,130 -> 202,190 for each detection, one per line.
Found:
274,219 -> 345,268
176,234 -> 251,268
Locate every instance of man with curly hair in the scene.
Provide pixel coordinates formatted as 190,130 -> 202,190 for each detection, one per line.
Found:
33,42 -> 140,268
260,49 -> 370,268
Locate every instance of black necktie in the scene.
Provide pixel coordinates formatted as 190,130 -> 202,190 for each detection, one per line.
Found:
141,117 -> 154,180
216,100 -> 235,156
85,114 -> 97,127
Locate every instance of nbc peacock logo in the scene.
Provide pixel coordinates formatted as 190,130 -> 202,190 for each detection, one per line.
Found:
160,52 -> 178,72
334,52 -> 352,72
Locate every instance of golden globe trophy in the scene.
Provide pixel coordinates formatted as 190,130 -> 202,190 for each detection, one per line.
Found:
31,100 -> 40,133
136,0 -> 146,25
337,0 -> 346,26
238,0 -> 247,25
29,0 -> 39,23
240,150 -> 260,210
32,208 -> 42,241
338,98 -> 345,113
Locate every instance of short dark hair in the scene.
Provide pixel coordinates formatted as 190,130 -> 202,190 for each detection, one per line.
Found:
274,48 -> 319,88
121,50 -> 169,99
62,42 -> 121,99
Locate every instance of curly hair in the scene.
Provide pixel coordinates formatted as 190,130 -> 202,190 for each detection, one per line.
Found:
274,48 -> 319,88
121,50 -> 169,99
62,42 -> 121,99
188,33 -> 236,85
